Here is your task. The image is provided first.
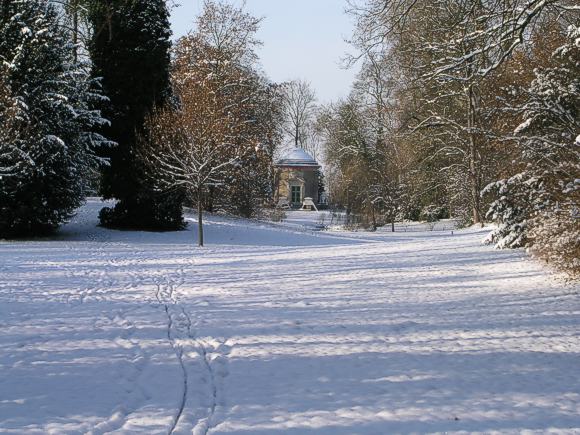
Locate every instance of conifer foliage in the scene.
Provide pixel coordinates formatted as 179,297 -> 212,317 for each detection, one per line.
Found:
88,0 -> 184,230
485,25 -> 580,275
0,0 -> 108,237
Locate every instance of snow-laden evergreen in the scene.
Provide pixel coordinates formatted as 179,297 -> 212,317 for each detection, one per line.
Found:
482,174 -> 533,249
485,25 -> 580,275
0,0 -> 109,237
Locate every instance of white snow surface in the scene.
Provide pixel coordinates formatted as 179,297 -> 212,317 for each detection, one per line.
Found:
1,199 -> 579,434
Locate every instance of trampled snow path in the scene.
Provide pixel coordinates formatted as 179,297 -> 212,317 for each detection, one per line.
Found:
1,199 -> 579,434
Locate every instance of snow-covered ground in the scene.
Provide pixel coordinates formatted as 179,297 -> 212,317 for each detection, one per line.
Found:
1,199 -> 579,434
280,210 -> 458,232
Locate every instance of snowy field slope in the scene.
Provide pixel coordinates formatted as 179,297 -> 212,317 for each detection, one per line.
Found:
1,199 -> 579,434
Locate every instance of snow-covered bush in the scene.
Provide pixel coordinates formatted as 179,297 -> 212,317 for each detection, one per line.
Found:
482,174 -> 535,248
530,207 -> 580,278
261,208 -> 286,223
418,205 -> 443,231
420,205 -> 446,223
0,0 -> 109,237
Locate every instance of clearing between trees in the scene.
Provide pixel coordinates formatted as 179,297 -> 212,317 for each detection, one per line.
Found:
0,199 -> 579,434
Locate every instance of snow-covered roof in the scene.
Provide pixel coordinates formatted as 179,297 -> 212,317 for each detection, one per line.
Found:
276,148 -> 320,168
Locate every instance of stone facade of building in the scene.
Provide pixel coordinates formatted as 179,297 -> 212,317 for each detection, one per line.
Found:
275,149 -> 320,207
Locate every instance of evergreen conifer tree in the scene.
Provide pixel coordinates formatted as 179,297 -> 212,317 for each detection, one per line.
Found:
88,0 -> 184,230
486,25 -> 580,275
0,0 -> 108,237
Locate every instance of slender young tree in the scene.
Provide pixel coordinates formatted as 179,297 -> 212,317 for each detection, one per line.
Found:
139,0 -> 272,245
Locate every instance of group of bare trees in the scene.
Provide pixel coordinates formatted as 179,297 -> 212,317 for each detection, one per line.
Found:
138,1 -> 286,245
318,49 -> 404,230
280,80 -> 317,152
319,0 -> 578,275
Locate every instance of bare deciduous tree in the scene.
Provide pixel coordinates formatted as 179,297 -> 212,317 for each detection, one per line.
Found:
281,79 -> 317,151
138,0 -> 267,246
347,0 -> 579,78
195,0 -> 262,65
140,41 -> 257,246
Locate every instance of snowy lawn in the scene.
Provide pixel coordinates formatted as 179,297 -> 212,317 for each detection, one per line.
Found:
1,199 -> 579,434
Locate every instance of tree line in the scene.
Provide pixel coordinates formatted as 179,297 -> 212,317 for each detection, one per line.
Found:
316,0 -> 578,276
0,0 -> 305,245
1,0 -> 578,275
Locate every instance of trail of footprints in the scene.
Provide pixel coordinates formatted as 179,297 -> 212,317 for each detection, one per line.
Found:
155,278 -> 231,434
65,236 -> 230,434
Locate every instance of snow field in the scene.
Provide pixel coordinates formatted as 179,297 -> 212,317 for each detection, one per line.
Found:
0,199 -> 579,434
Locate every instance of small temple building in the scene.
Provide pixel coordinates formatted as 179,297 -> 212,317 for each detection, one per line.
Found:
275,148 -> 321,208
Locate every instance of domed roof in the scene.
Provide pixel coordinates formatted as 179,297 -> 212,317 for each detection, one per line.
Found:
276,148 -> 320,168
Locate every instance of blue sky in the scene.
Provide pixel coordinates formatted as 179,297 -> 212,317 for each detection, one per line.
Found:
169,0 -> 358,103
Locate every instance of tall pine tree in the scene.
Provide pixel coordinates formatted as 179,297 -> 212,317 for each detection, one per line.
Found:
0,0 -> 109,237
88,0 -> 184,230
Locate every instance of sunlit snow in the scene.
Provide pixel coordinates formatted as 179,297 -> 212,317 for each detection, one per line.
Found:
1,199 -> 579,433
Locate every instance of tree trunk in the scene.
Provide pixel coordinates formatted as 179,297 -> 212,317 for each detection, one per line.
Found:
467,83 -> 482,225
197,187 -> 204,247
207,185 -> 215,212
464,11 -> 483,226
295,124 -> 299,148
345,189 -> 351,225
